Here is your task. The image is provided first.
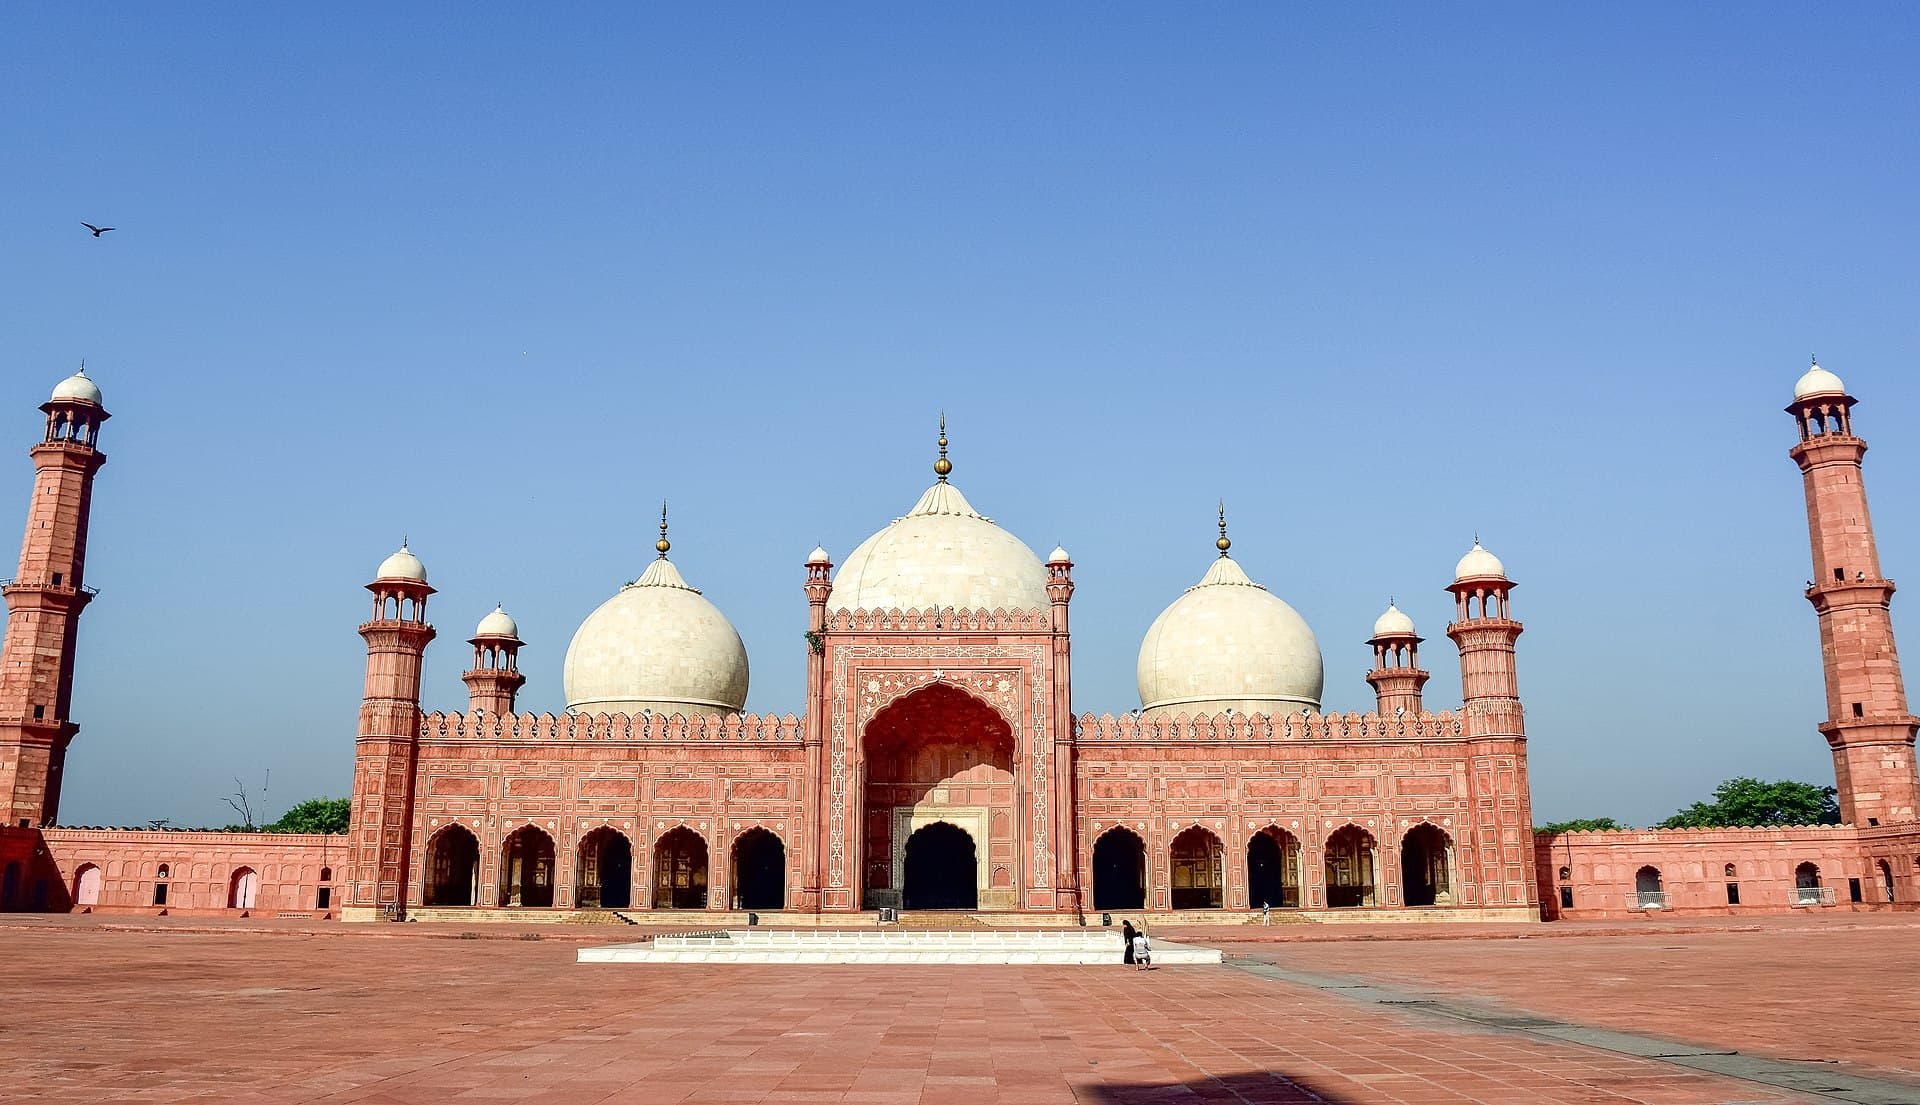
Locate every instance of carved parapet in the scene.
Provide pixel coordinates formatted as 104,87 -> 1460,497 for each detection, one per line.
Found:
1073,707 -> 1465,743
824,606 -> 1054,634
420,708 -> 806,744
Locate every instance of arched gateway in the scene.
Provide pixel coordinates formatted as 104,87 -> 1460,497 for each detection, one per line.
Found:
861,682 -> 1015,911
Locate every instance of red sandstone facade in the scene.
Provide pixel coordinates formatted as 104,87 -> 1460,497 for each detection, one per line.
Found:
2,360 -> 1915,924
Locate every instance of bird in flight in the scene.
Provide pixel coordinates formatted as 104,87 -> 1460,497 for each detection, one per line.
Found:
82,223 -> 116,237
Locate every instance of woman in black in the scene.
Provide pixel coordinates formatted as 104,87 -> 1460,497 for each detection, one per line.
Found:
1121,919 -> 1137,965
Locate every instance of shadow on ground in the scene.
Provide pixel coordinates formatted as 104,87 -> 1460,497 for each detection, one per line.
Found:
1087,1070 -> 1355,1103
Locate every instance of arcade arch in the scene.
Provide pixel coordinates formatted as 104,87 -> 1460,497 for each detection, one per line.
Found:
903,821 -> 978,909
1324,825 -> 1378,907
229,867 -> 259,909
1245,826 -> 1301,909
502,826 -> 555,907
1400,823 -> 1454,907
653,827 -> 709,910
731,828 -> 786,911
425,825 -> 479,906
1169,826 -> 1224,910
73,863 -> 102,907
576,827 -> 633,910
1091,826 -> 1147,911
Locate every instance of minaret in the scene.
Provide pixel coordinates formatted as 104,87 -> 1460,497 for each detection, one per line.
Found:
0,366 -> 109,827
461,605 -> 525,714
1446,540 -> 1524,737
798,541 -> 833,914
344,541 -> 435,919
1045,541 -> 1077,913
1787,359 -> 1918,825
1366,601 -> 1429,718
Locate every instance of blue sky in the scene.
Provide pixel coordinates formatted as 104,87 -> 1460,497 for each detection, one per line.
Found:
4,5 -> 1916,829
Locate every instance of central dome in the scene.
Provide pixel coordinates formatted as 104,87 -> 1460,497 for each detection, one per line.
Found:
831,481 -> 1049,613
1137,553 -> 1324,720
563,556 -> 749,717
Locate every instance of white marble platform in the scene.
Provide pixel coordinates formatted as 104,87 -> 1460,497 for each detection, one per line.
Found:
577,928 -> 1222,965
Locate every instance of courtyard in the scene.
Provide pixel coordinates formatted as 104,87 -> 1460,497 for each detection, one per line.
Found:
2,914 -> 1916,1104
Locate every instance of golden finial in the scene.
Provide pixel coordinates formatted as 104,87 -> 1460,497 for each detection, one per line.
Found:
933,412 -> 952,481
1216,500 -> 1231,556
655,500 -> 671,558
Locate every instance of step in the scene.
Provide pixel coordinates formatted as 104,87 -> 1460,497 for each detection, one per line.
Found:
577,929 -> 1221,965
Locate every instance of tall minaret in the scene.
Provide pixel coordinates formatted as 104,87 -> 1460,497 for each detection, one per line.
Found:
1446,540 -> 1523,737
0,366 -> 110,827
344,542 -> 435,919
1788,360 -> 1918,825
1366,601 -> 1429,718
461,605 -> 525,714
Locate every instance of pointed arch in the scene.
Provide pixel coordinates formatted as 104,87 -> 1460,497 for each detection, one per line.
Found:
73,863 -> 102,907
577,826 -> 633,910
652,826 -> 709,910
425,823 -> 480,906
730,827 -> 786,911
1324,824 -> 1378,908
1399,822 -> 1454,907
1169,825 -> 1224,910
228,867 -> 259,909
1245,825 -> 1301,909
501,825 -> 556,907
1091,826 -> 1147,911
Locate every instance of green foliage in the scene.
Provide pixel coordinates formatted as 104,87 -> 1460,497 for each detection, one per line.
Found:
265,797 -> 352,835
1536,817 -> 1627,834
1656,777 -> 1840,829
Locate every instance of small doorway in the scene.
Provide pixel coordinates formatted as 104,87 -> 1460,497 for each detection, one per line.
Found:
577,828 -> 633,910
903,821 -> 977,910
653,827 -> 709,910
1635,865 -> 1664,908
731,828 -> 786,911
0,862 -> 19,911
1400,823 -> 1454,907
1169,826 -> 1225,910
229,867 -> 260,909
502,826 -> 556,907
1091,827 -> 1146,911
426,825 -> 479,906
74,864 -> 102,907
1246,827 -> 1301,909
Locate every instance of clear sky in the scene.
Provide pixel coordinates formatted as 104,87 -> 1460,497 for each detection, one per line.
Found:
4,5 -> 1917,830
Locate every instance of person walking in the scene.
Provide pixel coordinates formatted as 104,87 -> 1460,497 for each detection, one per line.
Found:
1121,920 -> 1137,965
1132,928 -> 1152,970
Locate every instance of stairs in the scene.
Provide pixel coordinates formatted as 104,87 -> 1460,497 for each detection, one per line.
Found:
896,911 -> 988,929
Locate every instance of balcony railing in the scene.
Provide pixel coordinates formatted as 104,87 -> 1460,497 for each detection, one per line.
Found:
1792,886 -> 1836,906
1634,890 -> 1668,910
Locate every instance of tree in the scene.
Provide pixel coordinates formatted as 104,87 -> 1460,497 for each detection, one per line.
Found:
221,773 -> 267,831
1657,777 -> 1840,829
265,797 -> 352,835
1536,817 -> 1626,834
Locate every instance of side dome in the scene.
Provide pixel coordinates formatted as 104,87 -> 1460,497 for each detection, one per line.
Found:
563,557 -> 748,717
51,366 -> 103,405
1371,602 -> 1416,639
831,481 -> 1048,612
1136,553 -> 1324,720
376,542 -> 427,583
1794,360 -> 1846,400
1454,540 -> 1505,582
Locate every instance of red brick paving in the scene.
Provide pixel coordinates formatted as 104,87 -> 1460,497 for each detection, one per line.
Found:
0,914 -> 1852,1104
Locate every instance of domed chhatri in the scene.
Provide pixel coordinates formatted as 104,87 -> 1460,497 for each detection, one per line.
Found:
475,604 -> 519,639
51,364 -> 104,405
1371,601 -> 1416,639
1048,545 -> 1071,564
807,545 -> 831,564
1794,357 -> 1847,401
376,541 -> 428,583
1453,538 -> 1506,582
1136,517 -> 1324,721
830,421 -> 1049,613
563,537 -> 750,718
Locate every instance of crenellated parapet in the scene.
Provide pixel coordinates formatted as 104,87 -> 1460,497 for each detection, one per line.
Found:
420,709 -> 806,745
824,606 -> 1054,634
1074,707 -> 1464,743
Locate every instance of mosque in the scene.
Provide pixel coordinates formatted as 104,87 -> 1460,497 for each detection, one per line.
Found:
0,362 -> 1914,922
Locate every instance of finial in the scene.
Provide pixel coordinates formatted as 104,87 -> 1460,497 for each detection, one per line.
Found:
655,500 -> 671,558
401,534 -> 409,550
1812,353 -> 1819,367
933,412 -> 952,481
1216,500 -> 1231,556
1472,531 -> 1480,547
78,358 -> 87,376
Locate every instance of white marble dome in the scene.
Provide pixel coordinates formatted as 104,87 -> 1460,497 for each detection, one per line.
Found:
376,543 -> 427,583
831,481 -> 1048,612
1453,540 -> 1506,582
50,367 -> 103,405
1136,554 -> 1324,720
1371,602 -> 1416,639
1794,362 -> 1846,400
563,557 -> 748,717
475,605 -> 519,639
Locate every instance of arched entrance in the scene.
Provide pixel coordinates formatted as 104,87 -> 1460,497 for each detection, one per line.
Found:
1092,827 -> 1147,910
1400,823 -> 1454,907
74,864 -> 102,907
1246,827 -> 1301,909
1170,826 -> 1224,910
501,826 -> 556,907
425,825 -> 479,906
731,828 -> 786,910
903,821 -> 977,910
1324,825 -> 1378,907
576,827 -> 632,910
1880,860 -> 1896,903
229,867 -> 259,909
653,827 -> 709,910
1636,865 -> 1664,908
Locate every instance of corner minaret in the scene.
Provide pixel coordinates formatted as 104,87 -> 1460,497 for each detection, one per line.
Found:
1788,359 -> 1918,825
461,605 -> 525,714
343,541 -> 436,919
0,366 -> 109,827
1366,601 -> 1429,718
1446,540 -> 1524,737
